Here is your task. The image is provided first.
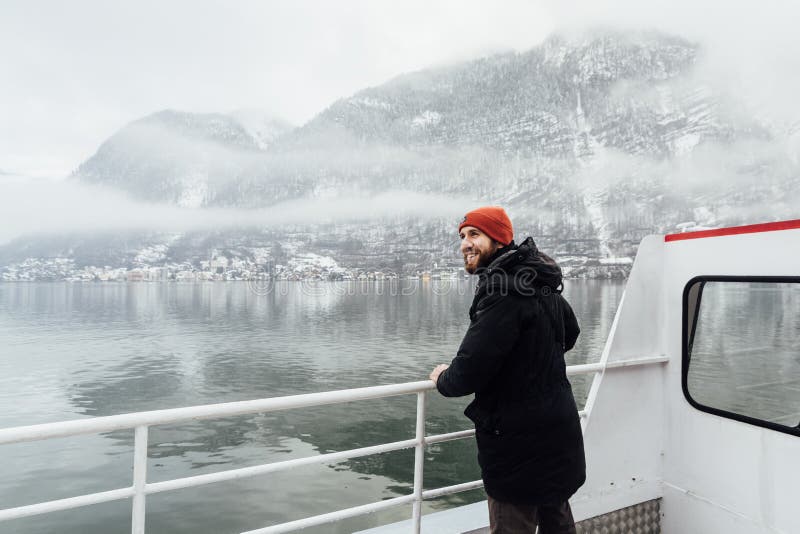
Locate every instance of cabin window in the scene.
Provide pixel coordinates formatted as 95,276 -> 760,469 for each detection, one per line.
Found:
683,277 -> 800,436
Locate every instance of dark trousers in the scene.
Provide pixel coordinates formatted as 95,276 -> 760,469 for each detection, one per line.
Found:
488,496 -> 577,534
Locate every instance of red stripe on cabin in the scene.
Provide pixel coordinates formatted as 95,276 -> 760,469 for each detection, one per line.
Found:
665,219 -> 800,242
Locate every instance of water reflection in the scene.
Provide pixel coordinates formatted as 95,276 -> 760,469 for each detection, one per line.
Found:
688,282 -> 800,427
0,280 -> 622,533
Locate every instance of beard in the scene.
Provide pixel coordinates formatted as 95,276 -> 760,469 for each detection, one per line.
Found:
463,245 -> 497,274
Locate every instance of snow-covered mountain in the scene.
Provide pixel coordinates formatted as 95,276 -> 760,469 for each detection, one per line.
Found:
74,109 -> 295,207
228,108 -> 294,150
4,30 -> 799,278
290,32 -> 722,155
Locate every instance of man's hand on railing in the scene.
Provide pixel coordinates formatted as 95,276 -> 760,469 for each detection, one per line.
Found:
429,364 -> 449,385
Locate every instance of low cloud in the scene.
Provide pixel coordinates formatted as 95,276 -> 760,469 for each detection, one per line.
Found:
547,0 -> 800,132
0,175 -> 473,245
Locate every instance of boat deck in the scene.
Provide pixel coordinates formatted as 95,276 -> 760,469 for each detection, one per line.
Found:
356,499 -> 662,533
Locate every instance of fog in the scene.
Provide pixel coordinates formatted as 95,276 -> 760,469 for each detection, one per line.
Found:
5,1 -> 799,177
1,1 -> 799,246
0,0 -> 553,177
0,175 -> 472,246
549,0 -> 800,131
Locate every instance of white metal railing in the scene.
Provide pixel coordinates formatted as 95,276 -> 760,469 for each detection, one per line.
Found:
0,356 -> 668,534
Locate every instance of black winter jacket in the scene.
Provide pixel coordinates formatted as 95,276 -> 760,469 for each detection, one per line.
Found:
436,237 -> 586,505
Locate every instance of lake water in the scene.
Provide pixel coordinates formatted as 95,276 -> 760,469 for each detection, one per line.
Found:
0,280 -> 625,533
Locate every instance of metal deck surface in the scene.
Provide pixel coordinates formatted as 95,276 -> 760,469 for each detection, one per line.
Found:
356,499 -> 661,533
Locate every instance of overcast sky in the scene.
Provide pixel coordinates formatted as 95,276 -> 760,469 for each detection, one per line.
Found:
1,0 -> 799,178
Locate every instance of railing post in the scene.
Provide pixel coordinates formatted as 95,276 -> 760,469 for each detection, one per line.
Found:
411,391 -> 426,534
132,425 -> 149,534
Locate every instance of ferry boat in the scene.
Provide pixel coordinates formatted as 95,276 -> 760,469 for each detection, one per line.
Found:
1,219 -> 799,533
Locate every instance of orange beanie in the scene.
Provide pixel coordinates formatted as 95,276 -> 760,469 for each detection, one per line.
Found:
458,206 -> 514,245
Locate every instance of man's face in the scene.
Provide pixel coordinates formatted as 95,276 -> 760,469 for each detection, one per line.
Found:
459,225 -> 501,274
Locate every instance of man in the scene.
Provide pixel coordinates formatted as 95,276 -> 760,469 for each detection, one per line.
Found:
429,206 -> 585,534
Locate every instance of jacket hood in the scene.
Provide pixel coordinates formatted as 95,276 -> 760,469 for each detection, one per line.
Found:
479,237 -> 563,296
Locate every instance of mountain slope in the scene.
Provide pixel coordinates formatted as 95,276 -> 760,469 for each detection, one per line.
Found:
74,109 -> 295,207
4,30 -> 798,278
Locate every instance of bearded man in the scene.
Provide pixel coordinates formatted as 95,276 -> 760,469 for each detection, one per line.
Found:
429,206 -> 585,534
